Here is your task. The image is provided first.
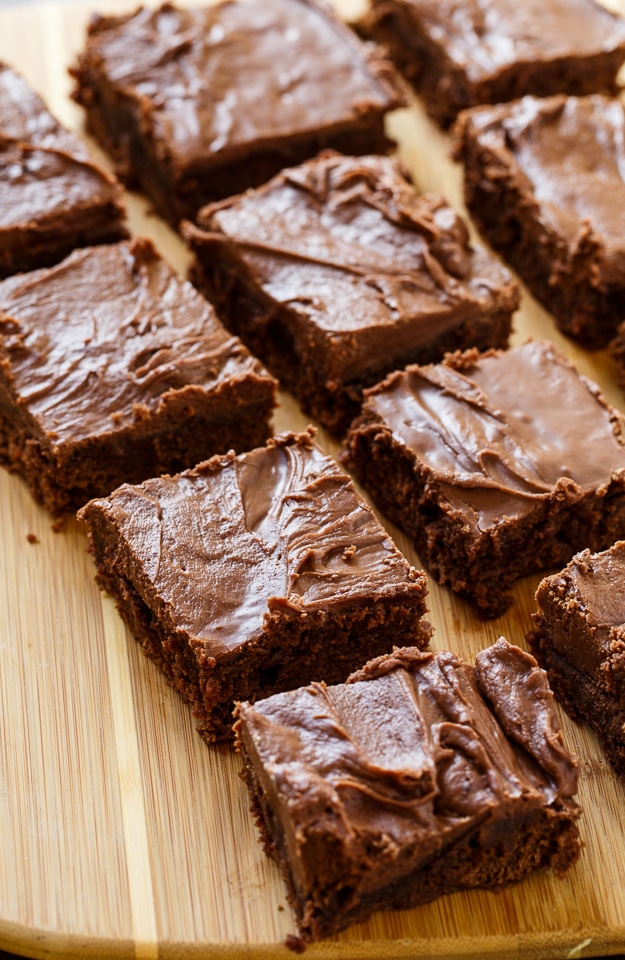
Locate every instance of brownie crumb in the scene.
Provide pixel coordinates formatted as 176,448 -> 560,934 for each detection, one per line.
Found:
26,533 -> 39,544
285,934 -> 306,954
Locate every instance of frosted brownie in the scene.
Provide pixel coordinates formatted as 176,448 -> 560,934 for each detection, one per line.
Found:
235,638 -> 581,942
0,62 -> 127,278
360,0 -> 625,128
0,238 -> 276,516
343,341 -> 625,617
454,94 -> 625,348
78,431 -> 431,742
70,0 -> 403,226
529,542 -> 625,778
185,152 -> 519,436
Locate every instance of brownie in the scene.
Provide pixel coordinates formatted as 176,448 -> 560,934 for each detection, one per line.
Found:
454,94 -> 625,349
184,151 -> 519,436
234,638 -> 581,942
0,62 -> 127,278
69,0 -> 404,227
78,430 -> 431,742
342,341 -> 625,618
529,542 -> 625,778
0,238 -> 276,516
360,0 -> 625,129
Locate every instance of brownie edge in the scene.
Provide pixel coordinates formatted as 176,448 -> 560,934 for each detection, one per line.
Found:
234,638 -> 581,942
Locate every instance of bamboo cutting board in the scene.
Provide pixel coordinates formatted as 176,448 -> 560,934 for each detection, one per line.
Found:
1,2 -> 625,957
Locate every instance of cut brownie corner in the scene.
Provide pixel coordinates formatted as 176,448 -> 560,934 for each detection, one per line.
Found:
528,541 -> 625,779
78,428 -> 431,743
234,637 -> 581,943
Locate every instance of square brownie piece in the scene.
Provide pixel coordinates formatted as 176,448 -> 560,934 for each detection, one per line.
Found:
360,0 -> 625,128
0,238 -> 276,516
70,0 -> 404,227
0,62 -> 127,278
342,341 -> 625,618
78,430 -> 432,742
454,94 -> 625,349
185,151 -> 519,436
529,541 -> 625,778
235,638 -> 581,942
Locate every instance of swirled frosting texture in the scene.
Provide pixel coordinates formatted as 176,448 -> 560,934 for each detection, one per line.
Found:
0,239 -> 271,444
88,432 -> 425,656
362,341 -> 625,529
191,152 -> 518,381
78,0 -> 401,170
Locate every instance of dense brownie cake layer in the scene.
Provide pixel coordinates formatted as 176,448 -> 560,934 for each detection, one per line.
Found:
529,542 -> 625,778
79,431 -> 432,742
70,0 -> 404,225
235,639 -> 581,942
454,94 -> 625,348
343,341 -> 625,617
186,152 -> 519,435
0,238 -> 276,516
361,0 -> 625,128
0,62 -> 127,277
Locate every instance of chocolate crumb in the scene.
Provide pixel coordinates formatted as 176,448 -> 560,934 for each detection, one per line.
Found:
285,934 -> 306,954
26,533 -> 39,544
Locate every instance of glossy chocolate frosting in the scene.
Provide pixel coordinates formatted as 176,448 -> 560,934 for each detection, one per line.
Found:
393,0 -> 625,84
0,238 -> 272,445
190,152 -> 518,382
0,62 -> 126,250
236,638 -> 580,908
461,95 -> 625,283
78,0 -> 402,171
357,341 -> 625,531
84,431 -> 426,657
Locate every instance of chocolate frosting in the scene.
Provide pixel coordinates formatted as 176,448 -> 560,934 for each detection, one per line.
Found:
191,152 -> 518,381
87,431 -> 425,657
397,0 -> 625,83
462,95 -> 625,282
359,341 -> 625,530
0,238 -> 271,444
238,638 -> 579,898
80,0 -> 402,170
0,62 -> 125,238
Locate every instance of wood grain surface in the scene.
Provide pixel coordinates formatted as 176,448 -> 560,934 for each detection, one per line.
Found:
1,1 -> 625,958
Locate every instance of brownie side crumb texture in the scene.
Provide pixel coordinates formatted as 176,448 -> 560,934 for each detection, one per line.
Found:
0,238 -> 276,516
528,541 -> 625,778
234,638 -> 581,942
342,341 -> 625,617
360,0 -> 625,128
184,151 -> 519,436
453,94 -> 625,349
78,430 -> 432,742
69,0 -> 404,226
0,61 -> 127,278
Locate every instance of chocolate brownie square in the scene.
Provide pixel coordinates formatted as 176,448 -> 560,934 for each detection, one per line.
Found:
342,341 -> 625,617
0,238 -> 276,516
0,62 -> 127,278
454,94 -> 625,348
235,638 -> 581,942
529,541 -> 625,778
360,0 -> 625,128
70,0 -> 404,226
78,430 -> 432,742
185,151 -> 519,436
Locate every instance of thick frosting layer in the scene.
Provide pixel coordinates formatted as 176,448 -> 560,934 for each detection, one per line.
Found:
0,62 -> 125,236
393,0 -> 625,83
80,0 -> 401,170
360,341 -> 625,530
238,638 -> 579,900
89,432 -> 424,655
0,238 -> 271,443
192,152 -> 518,380
463,95 -> 625,281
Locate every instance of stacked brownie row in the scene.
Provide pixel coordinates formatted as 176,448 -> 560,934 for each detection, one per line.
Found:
8,0 -> 625,945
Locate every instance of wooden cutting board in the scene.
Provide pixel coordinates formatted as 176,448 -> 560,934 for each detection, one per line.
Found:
1,1 -> 625,957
